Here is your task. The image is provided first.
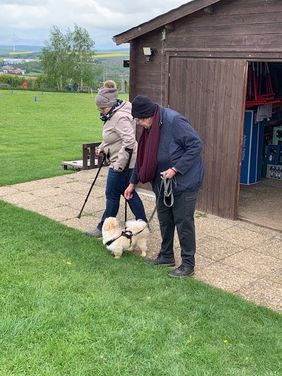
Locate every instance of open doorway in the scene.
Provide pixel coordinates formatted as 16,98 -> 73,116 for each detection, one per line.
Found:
238,62 -> 282,232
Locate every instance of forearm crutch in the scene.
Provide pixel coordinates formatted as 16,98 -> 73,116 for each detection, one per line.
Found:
77,152 -> 106,218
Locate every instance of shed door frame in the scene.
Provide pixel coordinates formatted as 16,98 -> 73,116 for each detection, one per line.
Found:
162,52 -> 248,219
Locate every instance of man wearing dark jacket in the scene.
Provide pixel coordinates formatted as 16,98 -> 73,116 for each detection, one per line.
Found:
124,95 -> 204,278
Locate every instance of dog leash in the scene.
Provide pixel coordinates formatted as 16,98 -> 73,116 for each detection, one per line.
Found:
146,177 -> 175,223
123,176 -> 175,230
107,177 -> 175,248
162,177 -> 174,207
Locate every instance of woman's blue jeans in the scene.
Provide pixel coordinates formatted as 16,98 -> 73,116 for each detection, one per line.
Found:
97,168 -> 147,230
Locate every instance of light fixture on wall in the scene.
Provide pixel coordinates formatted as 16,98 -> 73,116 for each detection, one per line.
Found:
143,47 -> 154,62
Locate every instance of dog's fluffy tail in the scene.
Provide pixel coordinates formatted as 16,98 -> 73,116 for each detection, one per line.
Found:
125,219 -> 148,234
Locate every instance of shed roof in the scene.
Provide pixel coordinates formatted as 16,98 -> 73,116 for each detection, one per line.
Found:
113,0 -> 223,45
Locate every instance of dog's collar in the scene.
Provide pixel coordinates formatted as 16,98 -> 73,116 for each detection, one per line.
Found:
105,230 -> 133,247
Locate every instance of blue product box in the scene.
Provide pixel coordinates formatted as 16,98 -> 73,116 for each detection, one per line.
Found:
240,111 -> 265,185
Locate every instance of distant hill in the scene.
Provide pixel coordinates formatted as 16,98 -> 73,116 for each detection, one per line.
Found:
0,45 -> 43,52
0,46 -> 129,61
95,49 -> 129,53
0,45 -> 129,54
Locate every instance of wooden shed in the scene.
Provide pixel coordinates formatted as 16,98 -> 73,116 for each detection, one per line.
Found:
113,0 -> 282,228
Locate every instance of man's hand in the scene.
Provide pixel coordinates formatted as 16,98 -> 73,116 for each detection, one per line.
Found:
124,183 -> 135,200
160,168 -> 177,180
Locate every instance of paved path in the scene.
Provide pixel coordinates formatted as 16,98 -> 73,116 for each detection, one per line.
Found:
0,169 -> 281,313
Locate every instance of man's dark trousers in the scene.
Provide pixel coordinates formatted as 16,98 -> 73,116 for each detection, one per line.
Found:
156,189 -> 197,268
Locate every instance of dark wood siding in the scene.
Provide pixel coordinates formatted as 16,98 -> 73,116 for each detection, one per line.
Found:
129,31 -> 164,140
165,0 -> 282,55
168,58 -> 247,218
129,30 -> 163,103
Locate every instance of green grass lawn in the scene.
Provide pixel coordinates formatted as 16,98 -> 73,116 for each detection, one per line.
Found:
0,89 -> 128,186
1,200 -> 281,376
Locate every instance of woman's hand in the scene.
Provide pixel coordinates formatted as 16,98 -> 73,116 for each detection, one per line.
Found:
95,147 -> 103,157
124,183 -> 135,200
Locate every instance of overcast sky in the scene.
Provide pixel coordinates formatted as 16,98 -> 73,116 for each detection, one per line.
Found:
0,0 -> 191,49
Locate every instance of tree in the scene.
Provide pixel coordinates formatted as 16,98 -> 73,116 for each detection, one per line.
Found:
41,26 -> 71,91
71,25 -> 95,88
41,25 -> 95,91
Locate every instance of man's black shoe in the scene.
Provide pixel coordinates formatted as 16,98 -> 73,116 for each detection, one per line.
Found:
168,265 -> 194,278
147,255 -> 175,266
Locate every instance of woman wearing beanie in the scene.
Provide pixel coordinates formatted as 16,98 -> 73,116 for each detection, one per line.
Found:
87,81 -> 147,238
124,95 -> 204,278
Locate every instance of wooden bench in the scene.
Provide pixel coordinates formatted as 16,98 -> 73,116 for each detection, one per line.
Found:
62,142 -> 103,171
82,142 -> 103,169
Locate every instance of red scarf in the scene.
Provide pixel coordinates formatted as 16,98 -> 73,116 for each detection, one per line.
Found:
136,106 -> 160,183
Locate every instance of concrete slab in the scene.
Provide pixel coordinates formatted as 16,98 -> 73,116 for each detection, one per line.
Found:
216,225 -> 272,248
194,216 -> 235,238
239,179 -> 282,232
61,216 -> 98,232
0,186 -> 20,197
2,191 -> 37,204
59,181 -> 94,194
12,176 -> 74,191
40,206 -> 79,221
250,237 -> 282,260
27,187 -> 66,198
235,220 -> 280,237
15,197 -> 61,212
46,192 -> 90,211
265,268 -> 282,285
195,254 -> 215,270
222,249 -> 282,278
196,262 -> 257,293
237,279 -> 282,312
197,235 -> 244,261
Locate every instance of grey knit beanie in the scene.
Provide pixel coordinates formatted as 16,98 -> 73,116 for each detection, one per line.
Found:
95,87 -> 118,108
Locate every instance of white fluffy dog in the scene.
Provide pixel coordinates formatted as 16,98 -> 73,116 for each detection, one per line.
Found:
102,217 -> 149,259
